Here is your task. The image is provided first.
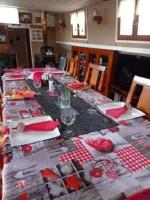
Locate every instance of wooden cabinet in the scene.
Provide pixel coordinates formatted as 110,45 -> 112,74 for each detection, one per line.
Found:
71,46 -> 117,97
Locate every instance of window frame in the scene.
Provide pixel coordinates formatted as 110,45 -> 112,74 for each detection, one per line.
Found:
71,9 -> 87,39
117,0 -> 150,41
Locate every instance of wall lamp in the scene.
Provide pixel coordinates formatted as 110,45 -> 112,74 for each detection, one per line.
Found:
92,8 -> 102,24
59,14 -> 66,27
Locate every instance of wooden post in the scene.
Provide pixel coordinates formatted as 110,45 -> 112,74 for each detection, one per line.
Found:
42,11 -> 48,46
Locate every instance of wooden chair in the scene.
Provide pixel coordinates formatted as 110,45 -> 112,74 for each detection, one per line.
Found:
85,63 -> 106,91
66,58 -> 79,79
0,88 -> 2,122
126,75 -> 150,117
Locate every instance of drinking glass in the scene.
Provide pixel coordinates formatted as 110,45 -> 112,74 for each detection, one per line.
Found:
33,80 -> 41,95
60,90 -> 70,109
61,108 -> 76,139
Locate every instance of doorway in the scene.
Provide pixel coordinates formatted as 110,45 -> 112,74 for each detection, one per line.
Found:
8,28 -> 32,68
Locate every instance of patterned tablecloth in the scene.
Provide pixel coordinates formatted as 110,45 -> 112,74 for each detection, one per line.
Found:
2,74 -> 150,200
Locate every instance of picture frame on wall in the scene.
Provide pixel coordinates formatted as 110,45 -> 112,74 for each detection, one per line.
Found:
31,28 -> 43,42
19,13 -> 32,24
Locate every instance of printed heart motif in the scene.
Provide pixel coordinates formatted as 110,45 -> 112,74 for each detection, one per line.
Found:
105,171 -> 119,180
145,145 -> 150,151
85,138 -> 114,152
120,121 -> 128,126
90,167 -> 102,178
18,192 -> 28,200
16,180 -> 26,189
41,168 -> 60,179
22,145 -> 32,153
14,171 -> 24,179
3,127 -> 10,135
65,174 -> 83,191
3,155 -> 11,164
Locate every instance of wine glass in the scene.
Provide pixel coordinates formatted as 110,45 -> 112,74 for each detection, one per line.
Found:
61,108 -> 76,139
87,96 -> 97,114
45,64 -> 51,74
33,80 -> 41,95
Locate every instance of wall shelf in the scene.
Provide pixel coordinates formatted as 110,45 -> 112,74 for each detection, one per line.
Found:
56,41 -> 150,57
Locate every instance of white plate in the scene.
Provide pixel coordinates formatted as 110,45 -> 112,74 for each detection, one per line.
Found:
2,75 -> 24,80
9,115 -> 60,146
97,102 -> 145,122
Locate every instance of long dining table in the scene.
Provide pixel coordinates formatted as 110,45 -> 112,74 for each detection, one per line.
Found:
1,69 -> 150,200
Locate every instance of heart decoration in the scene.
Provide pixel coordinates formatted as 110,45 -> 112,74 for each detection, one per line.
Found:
18,192 -> 28,200
145,145 -> 150,151
3,155 -> 12,164
85,138 -> 114,152
22,145 -> 32,153
41,168 -> 60,179
65,174 -> 83,191
16,180 -> 26,189
90,167 -> 102,178
105,171 -> 119,180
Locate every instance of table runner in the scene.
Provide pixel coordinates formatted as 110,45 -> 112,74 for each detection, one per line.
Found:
26,79 -> 117,138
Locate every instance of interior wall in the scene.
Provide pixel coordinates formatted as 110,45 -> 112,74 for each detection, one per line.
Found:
55,0 -> 150,52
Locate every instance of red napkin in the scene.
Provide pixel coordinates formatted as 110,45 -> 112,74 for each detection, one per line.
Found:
24,120 -> 60,132
33,71 -> 43,82
10,74 -> 24,79
85,138 -> 114,152
127,188 -> 150,200
23,92 -> 35,99
68,82 -> 84,89
105,105 -> 128,118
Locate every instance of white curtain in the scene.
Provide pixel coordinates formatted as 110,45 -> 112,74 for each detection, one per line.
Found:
137,0 -> 150,35
71,12 -> 78,36
118,0 -> 135,35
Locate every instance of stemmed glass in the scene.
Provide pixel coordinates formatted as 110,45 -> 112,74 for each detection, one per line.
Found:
61,108 -> 76,139
87,96 -> 97,114
33,80 -> 41,95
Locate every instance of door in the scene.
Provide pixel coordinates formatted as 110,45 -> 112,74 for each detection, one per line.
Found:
8,28 -> 32,67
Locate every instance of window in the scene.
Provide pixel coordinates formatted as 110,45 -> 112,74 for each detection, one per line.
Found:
0,6 -> 19,24
71,9 -> 86,39
117,0 -> 150,41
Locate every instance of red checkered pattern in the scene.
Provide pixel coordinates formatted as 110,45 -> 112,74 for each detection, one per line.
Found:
59,139 -> 93,164
116,146 -> 150,172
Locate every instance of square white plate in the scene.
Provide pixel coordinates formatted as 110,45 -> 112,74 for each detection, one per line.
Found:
9,115 -> 60,146
97,102 -> 145,122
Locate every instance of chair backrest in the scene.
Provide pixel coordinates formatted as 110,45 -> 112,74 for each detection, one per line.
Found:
58,56 -> 67,71
41,46 -> 54,55
85,63 -> 106,91
126,75 -> 150,116
66,58 -> 79,79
